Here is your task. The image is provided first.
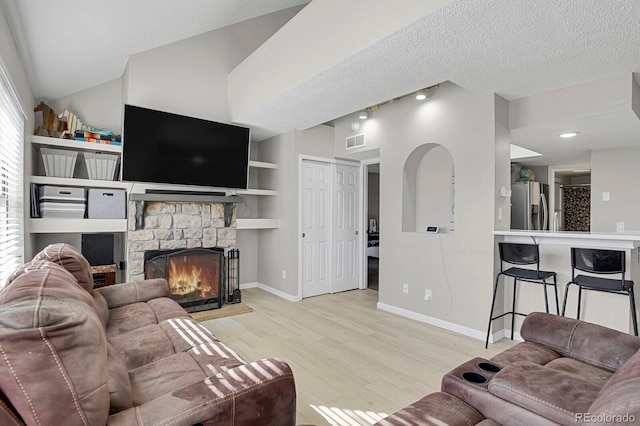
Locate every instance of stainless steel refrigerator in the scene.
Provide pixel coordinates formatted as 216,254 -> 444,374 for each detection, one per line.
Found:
511,181 -> 549,230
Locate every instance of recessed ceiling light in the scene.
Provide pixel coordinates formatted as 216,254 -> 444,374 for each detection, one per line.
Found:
559,132 -> 579,138
415,90 -> 427,100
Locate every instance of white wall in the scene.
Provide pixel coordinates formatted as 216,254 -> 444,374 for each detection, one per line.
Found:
335,82 -> 501,336
32,8 -> 301,285
50,78 -> 123,134
415,146 -> 453,232
591,145 -> 640,232
257,125 -> 335,297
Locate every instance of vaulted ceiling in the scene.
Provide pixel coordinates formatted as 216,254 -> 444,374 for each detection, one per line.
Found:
4,0 -> 640,166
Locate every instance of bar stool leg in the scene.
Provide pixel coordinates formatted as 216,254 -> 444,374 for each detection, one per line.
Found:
577,286 -> 583,320
553,275 -> 559,315
485,274 -> 502,348
542,278 -> 550,313
629,286 -> 638,336
561,282 -> 572,316
511,278 -> 517,340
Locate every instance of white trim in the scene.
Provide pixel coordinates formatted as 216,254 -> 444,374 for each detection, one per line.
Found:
486,328 -> 523,345
377,301 -> 489,341
240,282 -> 258,290
361,158 -> 380,291
298,155 -> 364,298
255,282 -> 301,302
547,162 -> 590,229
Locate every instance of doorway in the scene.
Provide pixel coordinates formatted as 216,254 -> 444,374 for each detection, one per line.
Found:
548,164 -> 591,231
365,162 -> 380,291
299,158 -> 362,298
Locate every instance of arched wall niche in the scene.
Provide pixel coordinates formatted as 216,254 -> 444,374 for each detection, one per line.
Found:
402,143 -> 455,233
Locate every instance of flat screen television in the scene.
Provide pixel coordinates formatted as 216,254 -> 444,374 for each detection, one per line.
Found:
122,104 -> 250,189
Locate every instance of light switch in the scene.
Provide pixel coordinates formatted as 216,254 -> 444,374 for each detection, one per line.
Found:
602,192 -> 610,202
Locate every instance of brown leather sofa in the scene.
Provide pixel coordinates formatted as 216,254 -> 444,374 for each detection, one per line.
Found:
0,243 -> 296,426
376,312 -> 640,425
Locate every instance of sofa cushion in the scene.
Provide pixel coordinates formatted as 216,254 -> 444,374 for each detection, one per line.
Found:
33,243 -> 95,293
544,357 -> 612,388
107,342 -> 133,412
109,324 -> 177,369
96,278 -> 170,308
0,267 -> 109,425
490,341 -> 560,367
106,301 -> 160,336
587,349 -> 640,422
374,391 -> 484,426
160,317 -> 219,352
129,352 -> 207,406
93,290 -> 110,327
521,312 -> 640,372
148,297 -> 193,322
488,361 -> 602,425
186,341 -> 246,375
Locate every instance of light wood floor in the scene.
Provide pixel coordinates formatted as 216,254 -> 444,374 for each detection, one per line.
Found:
201,288 -> 516,426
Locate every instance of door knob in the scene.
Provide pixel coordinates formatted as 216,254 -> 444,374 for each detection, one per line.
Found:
302,233 -> 306,238
355,230 -> 359,235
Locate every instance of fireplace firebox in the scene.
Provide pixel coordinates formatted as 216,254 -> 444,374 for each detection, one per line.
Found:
144,247 -> 224,312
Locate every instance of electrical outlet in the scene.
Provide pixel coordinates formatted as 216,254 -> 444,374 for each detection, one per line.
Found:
282,269 -> 287,279
617,222 -> 625,232
424,289 -> 432,301
403,283 -> 409,294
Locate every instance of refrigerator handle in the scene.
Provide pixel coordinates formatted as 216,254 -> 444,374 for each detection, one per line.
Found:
541,193 -> 548,230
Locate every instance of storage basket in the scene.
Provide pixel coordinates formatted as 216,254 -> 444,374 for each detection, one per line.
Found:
40,148 -> 78,178
84,152 -> 119,181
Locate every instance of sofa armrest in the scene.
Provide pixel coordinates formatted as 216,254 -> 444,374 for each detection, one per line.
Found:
96,278 -> 170,308
107,358 -> 296,426
521,312 -> 640,372
488,361 -> 601,425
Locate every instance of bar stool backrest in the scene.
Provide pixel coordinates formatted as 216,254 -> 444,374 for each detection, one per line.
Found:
571,248 -> 625,276
499,243 -> 540,270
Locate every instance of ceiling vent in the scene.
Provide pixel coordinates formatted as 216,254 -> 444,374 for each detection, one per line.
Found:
346,133 -> 366,150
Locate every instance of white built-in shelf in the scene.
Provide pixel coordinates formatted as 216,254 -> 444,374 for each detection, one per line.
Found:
31,175 -> 128,189
29,218 -> 127,234
237,188 -> 277,196
32,135 -> 122,154
236,218 -> 280,230
248,160 -> 277,169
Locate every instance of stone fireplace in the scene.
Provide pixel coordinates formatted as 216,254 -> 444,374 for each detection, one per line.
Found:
126,200 -> 236,286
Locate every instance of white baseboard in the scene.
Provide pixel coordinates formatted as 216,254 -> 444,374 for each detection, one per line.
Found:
243,282 -> 301,302
240,282 -> 258,290
377,302 -> 524,344
377,302 -> 488,341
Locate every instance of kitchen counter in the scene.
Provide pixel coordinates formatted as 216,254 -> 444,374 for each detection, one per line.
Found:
493,230 -> 640,249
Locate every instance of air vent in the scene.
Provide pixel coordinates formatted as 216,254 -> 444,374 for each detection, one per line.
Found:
346,133 -> 366,149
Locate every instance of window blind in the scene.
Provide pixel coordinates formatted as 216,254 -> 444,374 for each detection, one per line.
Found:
0,65 -> 24,287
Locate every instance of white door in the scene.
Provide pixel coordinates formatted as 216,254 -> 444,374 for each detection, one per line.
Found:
331,163 -> 360,293
301,160 -> 331,297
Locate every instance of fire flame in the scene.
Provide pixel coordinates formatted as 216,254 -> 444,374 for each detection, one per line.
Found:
168,259 -> 212,296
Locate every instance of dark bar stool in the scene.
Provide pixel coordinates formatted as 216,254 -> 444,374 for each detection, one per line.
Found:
485,242 -> 559,348
561,247 -> 638,336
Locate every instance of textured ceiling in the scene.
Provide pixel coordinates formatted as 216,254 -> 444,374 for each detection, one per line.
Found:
235,0 -> 640,132
1,0 -> 310,100
4,0 -> 640,166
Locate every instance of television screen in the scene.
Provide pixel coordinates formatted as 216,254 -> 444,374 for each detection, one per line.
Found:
122,105 -> 250,189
